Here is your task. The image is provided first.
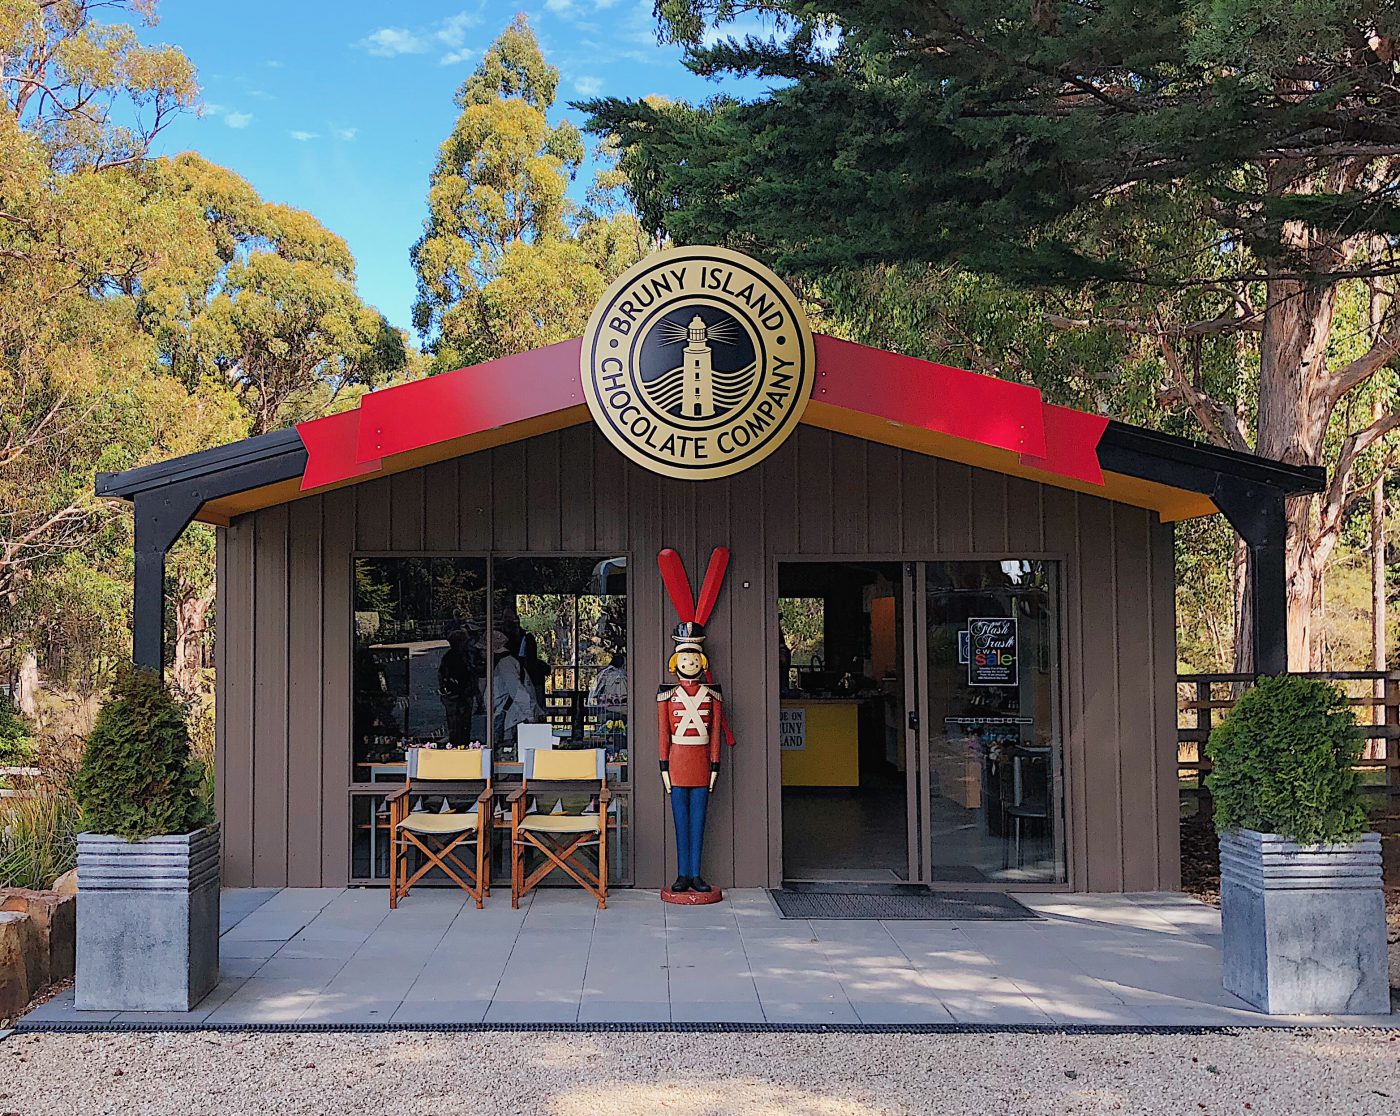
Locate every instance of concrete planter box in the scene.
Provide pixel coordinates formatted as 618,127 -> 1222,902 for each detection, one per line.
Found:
1219,829 -> 1389,1015
76,824 -> 220,1012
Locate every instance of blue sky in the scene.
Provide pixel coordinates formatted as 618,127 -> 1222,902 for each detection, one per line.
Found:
134,2 -> 776,337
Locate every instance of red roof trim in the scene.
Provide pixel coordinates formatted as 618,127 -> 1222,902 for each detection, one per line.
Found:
296,333 -> 1107,491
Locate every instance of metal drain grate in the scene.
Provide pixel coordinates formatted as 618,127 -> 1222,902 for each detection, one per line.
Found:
768,889 -> 1038,921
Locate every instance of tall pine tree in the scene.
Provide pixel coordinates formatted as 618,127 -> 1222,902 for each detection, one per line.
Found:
590,0 -> 1400,670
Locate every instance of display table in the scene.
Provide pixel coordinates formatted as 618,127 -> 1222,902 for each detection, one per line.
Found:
779,698 -> 860,787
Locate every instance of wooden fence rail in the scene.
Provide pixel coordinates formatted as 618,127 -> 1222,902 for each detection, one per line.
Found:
1178,670 -> 1400,825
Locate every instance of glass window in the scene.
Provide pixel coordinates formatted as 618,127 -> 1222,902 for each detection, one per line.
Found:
490,557 -> 628,767
923,560 -> 1064,883
352,557 -> 488,781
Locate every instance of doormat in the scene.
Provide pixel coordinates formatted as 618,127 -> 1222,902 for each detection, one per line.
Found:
767,889 -> 1038,921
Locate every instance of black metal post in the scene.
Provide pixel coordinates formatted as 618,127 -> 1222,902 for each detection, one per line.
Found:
131,488 -> 205,674
1211,478 -> 1290,676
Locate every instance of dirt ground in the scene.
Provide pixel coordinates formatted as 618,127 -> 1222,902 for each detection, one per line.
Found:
1,1029 -> 1399,1116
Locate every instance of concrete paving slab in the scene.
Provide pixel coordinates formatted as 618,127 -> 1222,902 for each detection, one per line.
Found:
760,999 -> 861,1024
578,999 -> 671,1022
217,939 -> 284,960
256,888 -> 344,912
251,956 -> 347,988
203,979 -> 321,1024
390,999 -> 491,1024
219,913 -> 314,943
484,999 -> 580,1023
218,954 -> 269,980
849,998 -> 956,1024
669,999 -> 765,1023
297,995 -> 403,1024
20,988 -> 116,1024
29,887 -> 1392,1030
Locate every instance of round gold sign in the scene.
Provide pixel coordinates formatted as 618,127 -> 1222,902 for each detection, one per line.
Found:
580,246 -> 815,480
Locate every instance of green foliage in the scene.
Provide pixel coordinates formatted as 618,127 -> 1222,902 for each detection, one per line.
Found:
0,1 -> 405,696
601,2 -> 1400,283
1205,675 -> 1368,844
73,667 -> 213,840
412,14 -> 646,370
0,784 -> 79,890
0,695 -> 35,767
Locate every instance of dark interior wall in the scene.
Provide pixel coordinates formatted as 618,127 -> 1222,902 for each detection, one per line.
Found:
215,423 -> 1179,892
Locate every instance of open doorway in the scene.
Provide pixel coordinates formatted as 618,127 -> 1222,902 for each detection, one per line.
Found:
778,562 -> 907,882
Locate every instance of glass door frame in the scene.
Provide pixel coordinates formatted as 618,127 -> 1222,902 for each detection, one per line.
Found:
902,557 -> 1073,892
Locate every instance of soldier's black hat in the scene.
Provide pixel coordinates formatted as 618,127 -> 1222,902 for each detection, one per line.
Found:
671,620 -> 707,652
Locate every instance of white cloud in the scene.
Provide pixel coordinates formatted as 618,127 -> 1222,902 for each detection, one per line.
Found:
436,10 -> 480,47
593,0 -> 622,8
333,127 -> 358,141
262,59 -> 285,69
225,111 -> 254,129
439,48 -> 476,66
289,130 -> 319,142
574,75 -> 603,96
203,102 -> 225,116
357,8 -> 484,60
358,27 -> 428,56
546,0 -> 576,12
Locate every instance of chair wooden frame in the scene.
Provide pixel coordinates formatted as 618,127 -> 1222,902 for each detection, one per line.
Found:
508,751 -> 610,909
387,769 -> 493,909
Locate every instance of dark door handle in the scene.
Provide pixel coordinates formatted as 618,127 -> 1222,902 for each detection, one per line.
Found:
908,710 -> 919,731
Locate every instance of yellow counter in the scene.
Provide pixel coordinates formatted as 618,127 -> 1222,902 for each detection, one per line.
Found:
780,698 -> 860,787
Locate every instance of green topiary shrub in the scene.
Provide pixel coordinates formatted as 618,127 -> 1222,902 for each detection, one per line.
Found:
73,667 -> 214,840
1205,674 -> 1367,845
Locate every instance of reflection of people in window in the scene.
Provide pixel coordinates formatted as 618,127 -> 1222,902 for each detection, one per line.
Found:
353,644 -> 398,748
588,652 -> 628,712
491,628 -> 545,749
438,629 -> 478,746
517,631 -> 548,710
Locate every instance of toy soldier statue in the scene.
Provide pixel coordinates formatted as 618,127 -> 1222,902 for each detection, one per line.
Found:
658,621 -> 723,893
656,548 -> 735,902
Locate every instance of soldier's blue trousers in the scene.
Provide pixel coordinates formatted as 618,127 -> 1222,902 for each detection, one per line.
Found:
669,785 -> 710,879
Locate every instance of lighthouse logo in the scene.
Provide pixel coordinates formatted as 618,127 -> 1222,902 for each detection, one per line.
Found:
581,246 -> 815,480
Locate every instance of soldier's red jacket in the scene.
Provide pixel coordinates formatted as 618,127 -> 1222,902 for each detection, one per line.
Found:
657,680 -> 723,787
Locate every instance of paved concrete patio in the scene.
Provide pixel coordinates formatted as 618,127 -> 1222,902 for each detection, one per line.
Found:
23,888 -> 1397,1028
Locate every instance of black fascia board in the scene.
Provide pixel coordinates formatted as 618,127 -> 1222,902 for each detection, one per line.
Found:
1097,421 -> 1325,498
96,427 -> 307,501
94,413 -> 1326,510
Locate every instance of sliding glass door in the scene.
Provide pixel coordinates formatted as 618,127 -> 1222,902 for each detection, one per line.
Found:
904,560 -> 1066,885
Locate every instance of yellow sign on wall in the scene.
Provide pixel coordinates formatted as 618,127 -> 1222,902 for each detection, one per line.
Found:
580,246 -> 816,480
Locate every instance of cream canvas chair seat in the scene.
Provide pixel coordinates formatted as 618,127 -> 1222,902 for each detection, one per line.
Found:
516,814 -> 599,834
388,748 -> 492,909
508,747 -> 609,909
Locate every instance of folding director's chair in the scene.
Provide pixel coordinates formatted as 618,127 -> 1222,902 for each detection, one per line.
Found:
508,747 -> 609,909
387,747 -> 492,909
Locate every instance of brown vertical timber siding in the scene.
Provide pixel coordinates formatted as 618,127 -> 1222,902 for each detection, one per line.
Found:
215,425 -> 1178,891
285,497 -> 323,886
251,504 -> 289,887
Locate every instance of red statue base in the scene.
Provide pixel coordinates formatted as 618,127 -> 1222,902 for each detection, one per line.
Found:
661,886 -> 724,906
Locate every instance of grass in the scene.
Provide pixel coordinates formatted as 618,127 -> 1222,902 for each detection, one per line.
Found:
0,783 -> 79,890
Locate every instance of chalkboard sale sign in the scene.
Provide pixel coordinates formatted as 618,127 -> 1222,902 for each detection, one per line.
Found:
968,617 -> 1018,687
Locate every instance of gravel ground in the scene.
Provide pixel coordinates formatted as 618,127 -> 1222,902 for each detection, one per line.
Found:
1,1030 -> 1399,1115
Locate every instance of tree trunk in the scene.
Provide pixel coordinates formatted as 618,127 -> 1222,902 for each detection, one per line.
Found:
1374,468 -> 1388,734
1232,533 -> 1252,674
171,581 -> 216,701
1253,274 -> 1337,671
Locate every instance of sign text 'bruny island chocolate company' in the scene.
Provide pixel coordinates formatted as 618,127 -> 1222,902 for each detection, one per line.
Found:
581,246 -> 816,480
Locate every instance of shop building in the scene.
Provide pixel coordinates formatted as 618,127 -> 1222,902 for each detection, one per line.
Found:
97,247 -> 1322,895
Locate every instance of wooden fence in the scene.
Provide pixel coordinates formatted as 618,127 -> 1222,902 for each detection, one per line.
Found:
1178,670 -> 1400,827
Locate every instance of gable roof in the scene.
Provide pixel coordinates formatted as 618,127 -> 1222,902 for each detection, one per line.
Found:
97,334 -> 1323,525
